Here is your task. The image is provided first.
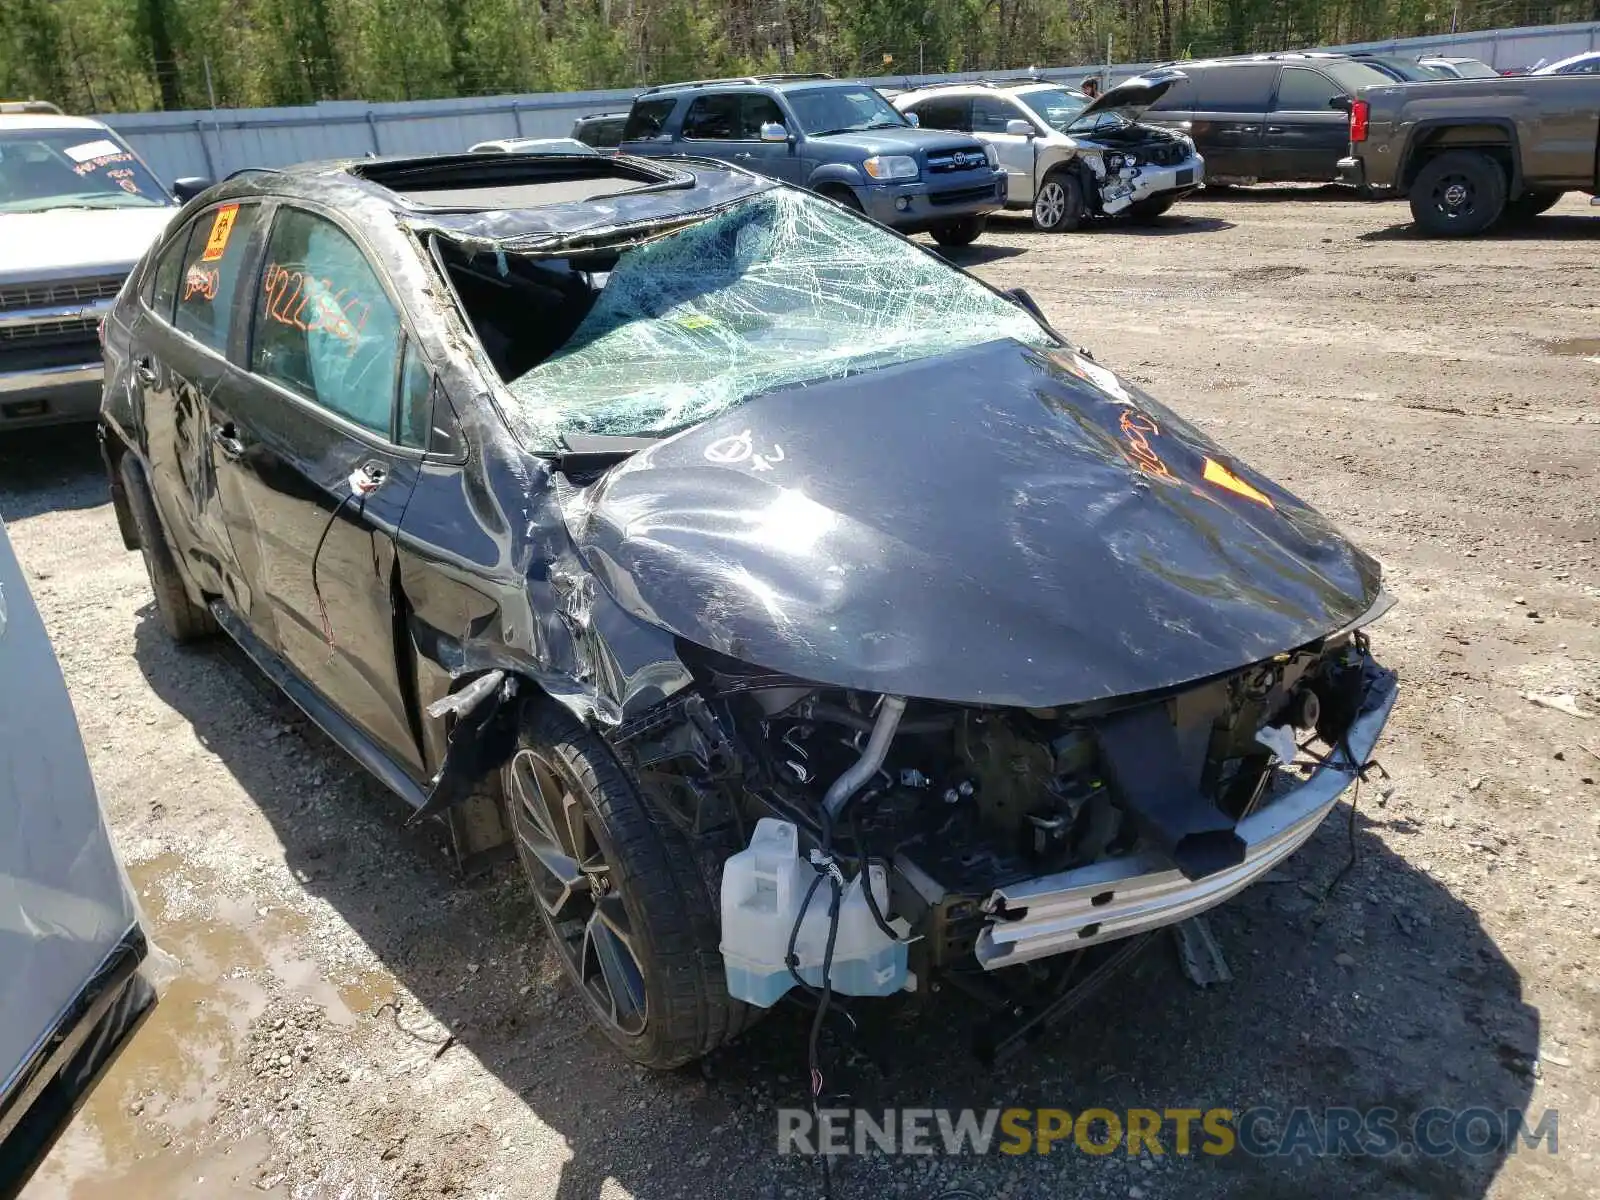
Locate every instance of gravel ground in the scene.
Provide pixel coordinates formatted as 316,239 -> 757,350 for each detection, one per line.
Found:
7,188 -> 1599,1200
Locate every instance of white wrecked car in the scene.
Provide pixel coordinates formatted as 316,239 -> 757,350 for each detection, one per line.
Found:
895,70 -> 1204,231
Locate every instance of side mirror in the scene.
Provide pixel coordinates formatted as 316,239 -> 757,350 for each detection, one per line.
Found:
1328,95 -> 1352,111
904,112 -> 921,126
172,176 -> 213,202
759,122 -> 790,143
1005,119 -> 1036,138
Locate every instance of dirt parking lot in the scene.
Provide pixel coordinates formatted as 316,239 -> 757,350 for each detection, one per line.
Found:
7,189 -> 1600,1200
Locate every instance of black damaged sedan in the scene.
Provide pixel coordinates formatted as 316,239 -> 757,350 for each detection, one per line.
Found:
100,152 -> 1396,1068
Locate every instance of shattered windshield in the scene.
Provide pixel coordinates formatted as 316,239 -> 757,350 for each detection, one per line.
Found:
0,130 -> 171,212
1018,88 -> 1091,133
501,188 -> 1050,450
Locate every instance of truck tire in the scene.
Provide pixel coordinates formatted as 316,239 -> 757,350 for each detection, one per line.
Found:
1127,195 -> 1177,223
931,216 -> 986,246
119,454 -> 217,643
1409,151 -> 1507,237
1504,189 -> 1563,221
818,184 -> 863,212
501,702 -> 750,1068
1032,170 -> 1085,232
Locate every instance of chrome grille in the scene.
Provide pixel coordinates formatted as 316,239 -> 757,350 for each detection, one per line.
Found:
1143,142 -> 1187,168
0,275 -> 125,314
926,149 -> 988,174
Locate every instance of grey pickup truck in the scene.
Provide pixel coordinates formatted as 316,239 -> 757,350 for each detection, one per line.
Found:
1337,74 -> 1600,235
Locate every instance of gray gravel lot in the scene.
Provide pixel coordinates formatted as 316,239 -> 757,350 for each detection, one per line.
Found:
8,189 -> 1600,1200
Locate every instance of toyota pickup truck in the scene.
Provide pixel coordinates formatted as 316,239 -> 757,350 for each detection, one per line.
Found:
1337,75 -> 1600,235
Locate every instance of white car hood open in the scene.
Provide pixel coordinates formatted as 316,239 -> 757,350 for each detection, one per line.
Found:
0,206 -> 177,282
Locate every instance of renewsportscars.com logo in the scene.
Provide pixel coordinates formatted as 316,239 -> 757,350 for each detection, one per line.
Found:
777,1106 -> 1560,1159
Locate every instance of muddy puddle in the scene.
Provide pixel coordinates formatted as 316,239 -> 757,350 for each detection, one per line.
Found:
1542,336 -> 1600,362
22,855 -> 392,1199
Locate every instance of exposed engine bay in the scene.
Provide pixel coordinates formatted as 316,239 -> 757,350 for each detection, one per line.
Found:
1073,124 -> 1200,215
612,619 -> 1391,1006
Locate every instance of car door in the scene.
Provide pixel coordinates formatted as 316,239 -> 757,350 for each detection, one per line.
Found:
971,94 -> 1036,202
734,93 -> 806,183
132,200 -> 268,628
1262,66 -> 1351,181
1189,64 -> 1276,179
209,202 -> 428,776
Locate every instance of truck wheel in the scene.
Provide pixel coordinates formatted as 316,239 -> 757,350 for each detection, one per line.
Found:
1033,170 -> 1084,232
119,454 -> 216,643
818,184 -> 863,212
1409,151 -> 1506,236
1504,189 -> 1563,221
930,216 -> 986,246
501,703 -> 748,1069
1126,195 -> 1177,223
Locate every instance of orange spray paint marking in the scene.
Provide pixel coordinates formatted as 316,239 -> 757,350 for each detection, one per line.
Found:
1118,409 -> 1177,483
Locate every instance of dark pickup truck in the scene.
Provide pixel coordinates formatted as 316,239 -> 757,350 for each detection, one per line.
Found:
1337,75 -> 1600,235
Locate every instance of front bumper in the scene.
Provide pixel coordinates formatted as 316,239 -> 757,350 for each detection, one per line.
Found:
975,662 -> 1398,969
1099,152 -> 1205,214
0,363 -> 104,428
861,170 -> 1008,232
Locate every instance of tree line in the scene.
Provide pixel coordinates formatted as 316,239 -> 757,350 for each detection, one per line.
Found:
1,0 -> 1595,114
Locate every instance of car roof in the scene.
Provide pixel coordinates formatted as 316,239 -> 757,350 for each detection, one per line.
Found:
210,152 -> 775,246
637,73 -> 849,97
0,112 -> 115,134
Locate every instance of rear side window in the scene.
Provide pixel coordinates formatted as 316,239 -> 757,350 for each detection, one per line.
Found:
623,98 -> 677,141
1273,67 -> 1340,111
1194,65 -> 1278,112
173,202 -> 261,354
577,116 -> 626,148
251,207 -> 402,437
908,96 -> 971,131
147,220 -> 196,323
397,337 -> 433,450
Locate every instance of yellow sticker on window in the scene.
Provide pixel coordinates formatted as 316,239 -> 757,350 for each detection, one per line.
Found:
673,312 -> 717,330
1203,457 -> 1274,508
200,203 -> 240,262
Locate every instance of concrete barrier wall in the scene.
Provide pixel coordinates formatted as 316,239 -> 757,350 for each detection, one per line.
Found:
100,20 -> 1600,186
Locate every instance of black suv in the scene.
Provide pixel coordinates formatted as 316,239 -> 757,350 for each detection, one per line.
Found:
1142,54 -> 1397,183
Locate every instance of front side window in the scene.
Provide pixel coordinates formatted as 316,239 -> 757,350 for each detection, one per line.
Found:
972,96 -> 1025,133
0,128 -> 171,213
501,189 -> 1049,450
622,99 -> 677,141
1017,88 -> 1091,131
174,202 -> 263,354
683,95 -> 741,140
251,207 -> 402,437
786,86 -> 909,136
1274,68 -> 1340,112
148,220 -> 196,322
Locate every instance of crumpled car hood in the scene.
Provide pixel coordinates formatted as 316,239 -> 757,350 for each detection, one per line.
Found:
563,338 -> 1380,707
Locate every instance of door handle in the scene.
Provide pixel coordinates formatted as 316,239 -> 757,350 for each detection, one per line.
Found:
211,423 -> 245,461
1266,125 -> 1288,133
348,461 -> 388,496
732,152 -> 753,160
134,357 -> 157,387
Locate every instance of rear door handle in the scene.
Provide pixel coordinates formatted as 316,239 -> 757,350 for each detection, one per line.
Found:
1266,125 -> 1288,133
733,152 -> 753,160
134,357 -> 157,387
211,422 -> 245,461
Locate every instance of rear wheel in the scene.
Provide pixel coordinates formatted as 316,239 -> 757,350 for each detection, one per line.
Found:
1409,150 -> 1507,236
502,703 -> 746,1068
930,216 -> 986,246
1126,195 -> 1177,223
1504,189 -> 1563,221
1032,170 -> 1084,232
118,454 -> 216,643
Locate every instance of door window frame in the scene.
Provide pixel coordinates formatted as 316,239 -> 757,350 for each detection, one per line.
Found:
1270,66 -> 1341,113
681,92 -> 787,142
140,198 -> 269,361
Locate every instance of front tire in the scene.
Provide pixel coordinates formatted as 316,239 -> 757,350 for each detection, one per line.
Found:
502,704 -> 745,1069
119,454 -> 216,643
1409,151 -> 1507,237
930,216 -> 986,246
1032,170 -> 1084,232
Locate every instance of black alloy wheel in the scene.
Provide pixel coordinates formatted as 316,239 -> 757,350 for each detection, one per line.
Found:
1409,151 -> 1506,237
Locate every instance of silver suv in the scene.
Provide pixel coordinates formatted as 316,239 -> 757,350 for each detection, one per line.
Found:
894,72 -> 1204,231
0,104 -> 181,429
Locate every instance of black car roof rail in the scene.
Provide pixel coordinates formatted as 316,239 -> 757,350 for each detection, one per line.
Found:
637,72 -> 833,95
